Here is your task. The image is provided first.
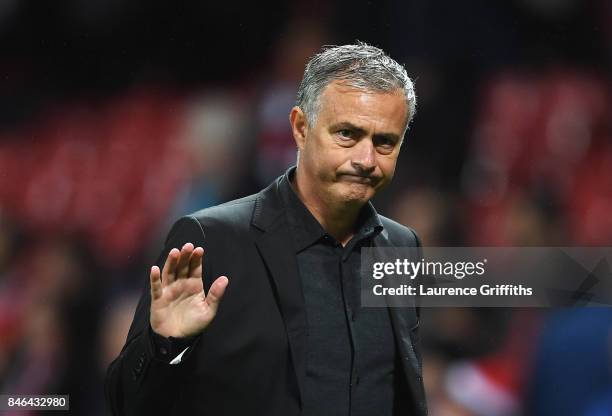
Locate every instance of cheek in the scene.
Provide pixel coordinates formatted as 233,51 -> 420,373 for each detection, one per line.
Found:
302,140 -> 322,168
304,147 -> 333,182
323,148 -> 350,170
378,156 -> 398,178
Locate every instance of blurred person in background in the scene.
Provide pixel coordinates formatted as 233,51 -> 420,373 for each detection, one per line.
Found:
0,236 -> 102,415
106,42 -> 427,416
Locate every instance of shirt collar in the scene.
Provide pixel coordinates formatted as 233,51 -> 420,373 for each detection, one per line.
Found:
279,166 -> 383,252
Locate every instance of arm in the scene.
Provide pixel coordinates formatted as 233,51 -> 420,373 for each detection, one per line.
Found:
105,216 -> 228,415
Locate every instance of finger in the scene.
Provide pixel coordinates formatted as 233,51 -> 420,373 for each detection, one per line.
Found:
150,266 -> 162,300
161,248 -> 179,287
204,276 -> 229,315
162,248 -> 180,287
176,243 -> 194,279
188,247 -> 204,279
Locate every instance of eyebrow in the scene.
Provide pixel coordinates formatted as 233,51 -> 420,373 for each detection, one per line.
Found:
329,122 -> 401,143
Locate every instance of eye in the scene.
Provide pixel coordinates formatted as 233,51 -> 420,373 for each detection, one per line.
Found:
337,129 -> 353,139
374,136 -> 397,154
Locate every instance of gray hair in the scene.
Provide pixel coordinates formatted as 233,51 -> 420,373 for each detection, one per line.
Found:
296,41 -> 416,129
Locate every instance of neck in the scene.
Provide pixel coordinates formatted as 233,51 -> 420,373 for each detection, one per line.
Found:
292,167 -> 363,246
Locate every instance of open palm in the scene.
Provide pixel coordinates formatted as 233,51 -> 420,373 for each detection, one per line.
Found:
149,243 -> 228,338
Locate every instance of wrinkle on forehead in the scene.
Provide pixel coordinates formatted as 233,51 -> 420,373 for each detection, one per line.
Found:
316,81 -> 408,133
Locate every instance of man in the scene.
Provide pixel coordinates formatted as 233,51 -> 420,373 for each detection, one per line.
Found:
106,42 -> 427,416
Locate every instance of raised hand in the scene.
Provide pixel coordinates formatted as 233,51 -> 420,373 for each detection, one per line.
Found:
149,243 -> 228,339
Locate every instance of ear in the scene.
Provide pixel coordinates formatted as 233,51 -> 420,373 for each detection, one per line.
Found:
289,106 -> 308,150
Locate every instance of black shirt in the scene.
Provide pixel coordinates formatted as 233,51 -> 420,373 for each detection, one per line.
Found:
150,167 -> 411,414
280,167 -> 407,416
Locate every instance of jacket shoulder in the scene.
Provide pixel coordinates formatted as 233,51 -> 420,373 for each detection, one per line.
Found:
184,193 -> 258,235
378,215 -> 422,247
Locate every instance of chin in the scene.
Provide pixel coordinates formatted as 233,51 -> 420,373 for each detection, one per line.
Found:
336,184 -> 374,205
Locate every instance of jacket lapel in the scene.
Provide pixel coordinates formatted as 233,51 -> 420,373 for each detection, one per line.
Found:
251,177 -> 307,405
249,175 -> 424,412
374,231 -> 425,407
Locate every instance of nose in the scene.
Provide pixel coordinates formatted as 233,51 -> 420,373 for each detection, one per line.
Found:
351,139 -> 376,174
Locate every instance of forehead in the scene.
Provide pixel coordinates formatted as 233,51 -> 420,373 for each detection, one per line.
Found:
315,80 -> 408,130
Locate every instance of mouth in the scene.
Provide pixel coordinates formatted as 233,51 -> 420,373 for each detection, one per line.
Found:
338,174 -> 378,185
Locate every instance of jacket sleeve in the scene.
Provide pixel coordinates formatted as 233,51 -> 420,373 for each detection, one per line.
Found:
408,227 -> 424,370
105,215 -> 209,416
405,226 -> 427,415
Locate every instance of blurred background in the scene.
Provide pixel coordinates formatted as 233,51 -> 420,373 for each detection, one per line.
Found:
0,0 -> 610,415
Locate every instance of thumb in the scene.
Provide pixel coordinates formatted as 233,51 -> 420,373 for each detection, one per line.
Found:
204,276 -> 229,314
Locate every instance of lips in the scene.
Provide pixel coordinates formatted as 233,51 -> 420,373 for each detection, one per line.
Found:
338,174 -> 378,184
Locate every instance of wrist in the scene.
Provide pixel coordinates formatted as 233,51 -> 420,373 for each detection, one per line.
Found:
149,325 -> 197,361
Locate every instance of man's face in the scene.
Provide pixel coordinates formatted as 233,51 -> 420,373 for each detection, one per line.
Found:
292,80 -> 409,207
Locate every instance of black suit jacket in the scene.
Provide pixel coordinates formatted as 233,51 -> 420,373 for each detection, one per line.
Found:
105,173 -> 427,415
